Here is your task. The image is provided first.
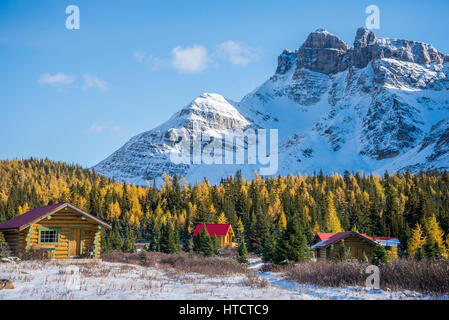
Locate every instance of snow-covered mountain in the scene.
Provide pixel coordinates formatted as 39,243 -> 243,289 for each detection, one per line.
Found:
94,28 -> 449,185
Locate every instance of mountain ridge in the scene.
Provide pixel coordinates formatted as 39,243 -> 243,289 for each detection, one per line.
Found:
94,27 -> 449,185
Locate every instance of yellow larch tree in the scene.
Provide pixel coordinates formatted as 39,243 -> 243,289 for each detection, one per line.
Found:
324,192 -> 343,233
107,201 -> 122,221
424,215 -> 446,257
278,211 -> 287,230
408,224 -> 426,257
217,212 -> 228,224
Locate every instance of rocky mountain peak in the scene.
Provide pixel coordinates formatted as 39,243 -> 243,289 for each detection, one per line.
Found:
300,28 -> 349,51
276,27 -> 447,76
351,27 -> 377,68
276,49 -> 296,75
94,28 -> 449,185
165,93 -> 249,132
295,29 -> 350,74
354,28 -> 377,47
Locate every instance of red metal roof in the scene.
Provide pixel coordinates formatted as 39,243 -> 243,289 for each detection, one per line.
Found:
193,224 -> 232,237
373,236 -> 399,241
315,232 -> 335,241
312,231 -> 377,248
0,203 -> 65,231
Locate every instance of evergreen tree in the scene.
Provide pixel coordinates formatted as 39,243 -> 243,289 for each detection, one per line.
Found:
149,225 -> 161,252
371,244 -> 388,265
415,246 -> 425,261
139,249 -> 147,265
200,227 -> 214,257
195,224 -> 214,256
212,235 -> 221,256
183,235 -> 193,252
121,227 -> 136,253
262,232 -> 277,262
193,231 -> 202,253
237,238 -> 249,264
248,207 -> 269,254
423,238 -> 441,261
110,226 -> 122,250
101,230 -> 112,253
159,221 -> 178,254
273,214 -> 309,264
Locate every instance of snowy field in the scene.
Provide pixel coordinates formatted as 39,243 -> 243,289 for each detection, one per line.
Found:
0,259 -> 443,300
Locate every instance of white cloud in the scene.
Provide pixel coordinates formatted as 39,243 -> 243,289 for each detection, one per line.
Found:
171,45 -> 209,73
134,41 -> 259,74
82,73 -> 108,92
89,124 -> 106,133
112,125 -> 122,133
38,72 -> 75,86
133,51 -> 146,63
216,41 -> 260,67
147,55 -> 169,71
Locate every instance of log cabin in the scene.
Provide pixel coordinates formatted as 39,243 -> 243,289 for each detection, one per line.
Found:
312,231 -> 379,261
0,202 -> 111,259
192,224 -> 236,248
311,231 -> 400,261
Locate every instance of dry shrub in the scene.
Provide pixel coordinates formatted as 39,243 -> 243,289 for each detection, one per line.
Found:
104,250 -> 249,277
18,248 -> 50,261
285,261 -> 365,288
260,263 -> 287,273
102,251 -> 159,267
219,247 -> 238,258
241,274 -> 269,289
159,252 -> 250,277
285,259 -> 449,295
380,259 -> 449,295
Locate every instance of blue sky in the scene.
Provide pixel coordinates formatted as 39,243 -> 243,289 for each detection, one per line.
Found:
1,0 -> 448,168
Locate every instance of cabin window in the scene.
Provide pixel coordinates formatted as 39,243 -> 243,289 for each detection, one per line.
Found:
38,227 -> 61,244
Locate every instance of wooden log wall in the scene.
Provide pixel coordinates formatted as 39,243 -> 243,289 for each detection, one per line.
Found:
2,230 -> 19,256
18,208 -> 104,259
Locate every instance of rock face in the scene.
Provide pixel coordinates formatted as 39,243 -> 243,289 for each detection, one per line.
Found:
284,27 -> 445,76
352,28 -> 377,68
94,28 -> 449,185
296,28 -> 350,75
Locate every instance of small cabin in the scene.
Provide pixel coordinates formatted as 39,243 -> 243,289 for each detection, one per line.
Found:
311,231 -> 400,261
192,224 -> 236,248
0,202 -> 111,259
312,231 -> 379,261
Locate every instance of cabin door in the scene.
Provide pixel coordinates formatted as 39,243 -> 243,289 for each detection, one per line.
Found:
70,228 -> 81,257
357,248 -> 365,261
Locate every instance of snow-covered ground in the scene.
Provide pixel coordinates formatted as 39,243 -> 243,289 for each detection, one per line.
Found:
0,259 -> 445,300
